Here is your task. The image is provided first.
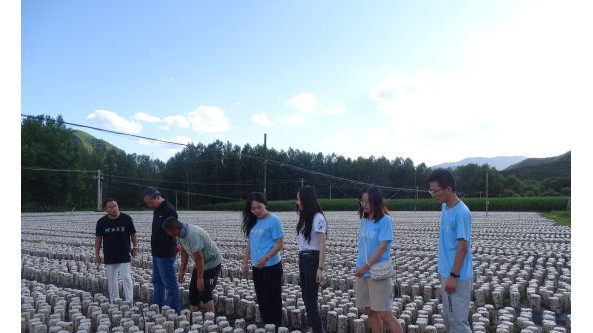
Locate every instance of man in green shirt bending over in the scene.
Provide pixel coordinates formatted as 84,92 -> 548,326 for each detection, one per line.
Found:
162,216 -> 223,314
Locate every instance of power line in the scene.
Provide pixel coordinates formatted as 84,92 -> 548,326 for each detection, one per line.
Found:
21,114 -> 187,147
22,114 -> 429,194
21,166 -> 96,173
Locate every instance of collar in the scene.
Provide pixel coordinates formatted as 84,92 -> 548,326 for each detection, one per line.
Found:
179,222 -> 188,238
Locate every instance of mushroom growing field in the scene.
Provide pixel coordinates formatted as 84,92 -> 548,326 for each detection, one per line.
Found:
21,210 -> 571,333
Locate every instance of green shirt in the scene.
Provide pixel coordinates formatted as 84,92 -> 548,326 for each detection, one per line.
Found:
177,224 -> 222,270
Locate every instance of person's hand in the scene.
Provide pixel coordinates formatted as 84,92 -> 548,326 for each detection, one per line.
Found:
240,262 -> 249,276
256,255 -> 269,269
95,255 -> 102,266
353,263 -> 369,277
177,271 -> 185,284
196,278 -> 205,291
132,248 -> 138,257
445,277 -> 458,294
315,268 -> 324,283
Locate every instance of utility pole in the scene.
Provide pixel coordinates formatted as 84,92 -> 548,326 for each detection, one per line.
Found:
485,171 -> 489,216
329,183 -> 332,200
263,133 -> 267,198
96,169 -> 102,211
414,167 -> 418,212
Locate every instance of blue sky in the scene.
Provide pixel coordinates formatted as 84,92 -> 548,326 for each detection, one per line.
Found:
19,0 -> 587,166
6,1 -> 590,326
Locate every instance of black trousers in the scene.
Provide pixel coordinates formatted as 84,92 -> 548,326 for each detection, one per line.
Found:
299,250 -> 324,333
252,261 -> 283,327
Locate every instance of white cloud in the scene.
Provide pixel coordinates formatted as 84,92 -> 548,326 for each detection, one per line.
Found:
86,109 -> 142,134
281,113 -> 307,127
187,106 -> 230,133
285,92 -> 319,113
133,112 -> 161,123
251,114 -> 274,127
161,115 -> 190,130
367,0 -> 586,165
324,105 -> 347,116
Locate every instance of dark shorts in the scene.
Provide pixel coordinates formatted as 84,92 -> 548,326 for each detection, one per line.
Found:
189,264 -> 221,306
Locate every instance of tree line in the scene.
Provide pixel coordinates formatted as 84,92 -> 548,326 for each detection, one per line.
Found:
21,115 -> 570,212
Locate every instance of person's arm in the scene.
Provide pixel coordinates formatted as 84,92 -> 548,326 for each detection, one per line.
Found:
193,250 -> 205,291
354,240 -> 389,277
94,236 -> 102,265
256,237 -> 283,269
178,245 -> 189,283
131,233 -> 139,257
241,239 -> 251,275
316,232 -> 326,283
444,239 -> 468,293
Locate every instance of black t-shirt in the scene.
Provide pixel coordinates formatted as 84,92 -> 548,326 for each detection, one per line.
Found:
151,200 -> 179,258
95,212 -> 137,265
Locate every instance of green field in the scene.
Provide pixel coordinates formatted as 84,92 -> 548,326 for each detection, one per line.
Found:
540,210 -> 571,227
197,196 -> 571,213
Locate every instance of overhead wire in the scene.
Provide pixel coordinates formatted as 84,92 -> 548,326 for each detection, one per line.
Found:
21,114 -> 429,194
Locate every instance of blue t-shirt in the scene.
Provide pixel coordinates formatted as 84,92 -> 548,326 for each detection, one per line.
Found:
437,201 -> 473,280
356,214 -> 393,278
249,213 -> 284,267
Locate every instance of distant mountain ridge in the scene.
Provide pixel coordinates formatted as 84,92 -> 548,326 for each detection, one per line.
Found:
431,156 -> 528,171
502,151 -> 570,181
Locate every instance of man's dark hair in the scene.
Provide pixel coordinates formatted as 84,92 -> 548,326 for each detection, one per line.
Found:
143,186 -> 161,199
162,216 -> 182,231
102,197 -> 117,207
428,168 -> 456,192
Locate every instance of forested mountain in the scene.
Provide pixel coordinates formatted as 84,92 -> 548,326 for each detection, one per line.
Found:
432,156 -> 527,171
21,115 -> 571,211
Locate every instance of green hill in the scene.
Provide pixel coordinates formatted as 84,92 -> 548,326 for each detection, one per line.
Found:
72,130 -> 125,154
502,151 -> 570,181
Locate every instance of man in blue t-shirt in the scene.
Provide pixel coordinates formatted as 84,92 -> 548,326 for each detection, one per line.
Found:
429,169 -> 472,333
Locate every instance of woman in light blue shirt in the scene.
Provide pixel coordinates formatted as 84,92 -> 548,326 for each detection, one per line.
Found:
354,186 -> 403,333
240,192 -> 284,328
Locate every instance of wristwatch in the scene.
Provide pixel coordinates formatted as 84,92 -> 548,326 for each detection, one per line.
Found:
450,272 -> 460,278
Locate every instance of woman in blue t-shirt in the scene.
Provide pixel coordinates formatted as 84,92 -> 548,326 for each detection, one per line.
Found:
296,185 -> 327,333
240,192 -> 284,329
354,186 -> 404,333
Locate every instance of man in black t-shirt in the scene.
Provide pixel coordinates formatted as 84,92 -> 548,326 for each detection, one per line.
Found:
94,198 -> 138,304
143,186 -> 180,313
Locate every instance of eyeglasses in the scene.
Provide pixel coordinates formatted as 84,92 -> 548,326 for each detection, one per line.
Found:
359,200 -> 370,206
429,188 -> 443,196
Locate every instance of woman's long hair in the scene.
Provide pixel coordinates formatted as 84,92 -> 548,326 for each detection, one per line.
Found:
242,192 -> 267,237
357,186 -> 388,222
296,185 -> 325,243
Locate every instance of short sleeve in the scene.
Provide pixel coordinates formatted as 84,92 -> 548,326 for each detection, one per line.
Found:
188,235 -> 204,254
378,215 -> 393,241
271,216 -> 284,239
127,215 -> 137,235
455,207 -> 471,241
95,219 -> 104,236
313,213 -> 327,234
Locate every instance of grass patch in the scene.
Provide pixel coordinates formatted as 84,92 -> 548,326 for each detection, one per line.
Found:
540,210 -> 571,226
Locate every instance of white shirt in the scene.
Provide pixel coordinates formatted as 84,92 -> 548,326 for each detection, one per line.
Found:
298,212 -> 327,251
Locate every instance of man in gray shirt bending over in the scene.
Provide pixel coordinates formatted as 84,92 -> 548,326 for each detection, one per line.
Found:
162,216 -> 223,314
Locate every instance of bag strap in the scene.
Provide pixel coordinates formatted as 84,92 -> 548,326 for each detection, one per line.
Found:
362,218 -> 368,262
